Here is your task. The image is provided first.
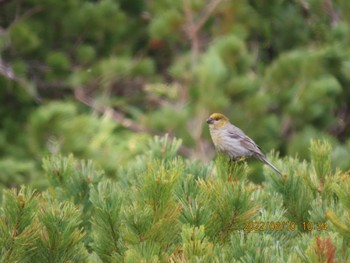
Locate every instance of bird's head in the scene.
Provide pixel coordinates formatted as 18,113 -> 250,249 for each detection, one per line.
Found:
206,113 -> 230,129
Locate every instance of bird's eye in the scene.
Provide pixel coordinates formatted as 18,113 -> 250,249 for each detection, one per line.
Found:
215,118 -> 220,121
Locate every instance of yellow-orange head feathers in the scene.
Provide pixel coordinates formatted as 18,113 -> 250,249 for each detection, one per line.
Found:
206,113 -> 230,129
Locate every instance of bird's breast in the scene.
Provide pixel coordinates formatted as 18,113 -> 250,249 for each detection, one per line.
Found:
209,127 -> 252,158
209,128 -> 225,150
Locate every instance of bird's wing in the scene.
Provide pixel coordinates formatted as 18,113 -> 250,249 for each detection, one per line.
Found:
227,125 -> 264,156
227,124 -> 281,175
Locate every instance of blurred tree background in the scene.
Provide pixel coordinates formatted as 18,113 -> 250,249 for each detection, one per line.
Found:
1,0 -> 350,185
2,1 -> 350,262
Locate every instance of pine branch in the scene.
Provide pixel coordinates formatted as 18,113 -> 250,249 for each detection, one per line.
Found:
90,181 -> 124,262
0,187 -> 40,262
36,194 -> 88,262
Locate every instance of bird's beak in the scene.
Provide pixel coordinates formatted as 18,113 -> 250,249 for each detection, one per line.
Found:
206,117 -> 214,124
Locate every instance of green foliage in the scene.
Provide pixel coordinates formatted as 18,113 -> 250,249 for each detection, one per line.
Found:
36,195 -> 88,263
90,181 -> 123,262
145,134 -> 182,161
310,139 -> 332,182
0,158 -> 35,187
122,158 -> 182,260
0,187 -> 39,262
76,45 -> 96,65
326,176 -> 350,245
268,157 -> 314,227
3,0 -> 350,189
2,0 -> 350,261
9,22 -> 41,54
27,101 -> 150,177
46,52 -> 71,78
174,225 -> 216,262
1,136 -> 349,262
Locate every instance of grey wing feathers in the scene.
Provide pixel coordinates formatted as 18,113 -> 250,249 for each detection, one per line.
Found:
227,124 -> 282,176
227,125 -> 263,156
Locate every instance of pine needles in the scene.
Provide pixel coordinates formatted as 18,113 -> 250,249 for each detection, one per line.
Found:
0,137 -> 349,262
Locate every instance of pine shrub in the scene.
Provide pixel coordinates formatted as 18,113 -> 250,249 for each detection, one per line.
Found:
1,136 -> 349,262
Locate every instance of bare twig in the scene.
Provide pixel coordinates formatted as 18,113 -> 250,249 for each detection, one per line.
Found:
12,5 -> 44,28
0,0 -> 11,6
0,59 -> 16,80
74,87 -> 193,157
74,87 -> 150,133
0,59 -> 42,102
182,0 -> 224,65
323,0 -> 339,26
182,0 -> 225,160
182,0 -> 199,66
195,0 -> 223,33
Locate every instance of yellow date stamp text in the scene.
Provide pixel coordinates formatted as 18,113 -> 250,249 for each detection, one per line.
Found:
243,221 -> 327,231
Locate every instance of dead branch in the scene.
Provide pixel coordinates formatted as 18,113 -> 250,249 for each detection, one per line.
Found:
74,87 -> 193,157
195,0 -> 223,33
323,0 -> 339,26
74,87 -> 151,133
182,0 -> 224,65
0,59 -> 42,102
12,5 -> 44,28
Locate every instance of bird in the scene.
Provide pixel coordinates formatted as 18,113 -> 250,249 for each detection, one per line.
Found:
206,113 -> 282,176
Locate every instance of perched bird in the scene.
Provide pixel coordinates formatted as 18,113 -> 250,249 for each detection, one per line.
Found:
206,113 -> 282,176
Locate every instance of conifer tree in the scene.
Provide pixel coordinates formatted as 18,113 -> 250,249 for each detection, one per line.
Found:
0,136 -> 349,262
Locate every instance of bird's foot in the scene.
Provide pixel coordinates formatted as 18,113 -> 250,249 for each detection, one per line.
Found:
228,172 -> 232,182
237,156 -> 247,162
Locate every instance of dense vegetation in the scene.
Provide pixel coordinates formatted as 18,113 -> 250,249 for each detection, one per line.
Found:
1,138 -> 350,262
1,0 -> 350,261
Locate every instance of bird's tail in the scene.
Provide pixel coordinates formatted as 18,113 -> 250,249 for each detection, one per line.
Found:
256,154 -> 282,176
